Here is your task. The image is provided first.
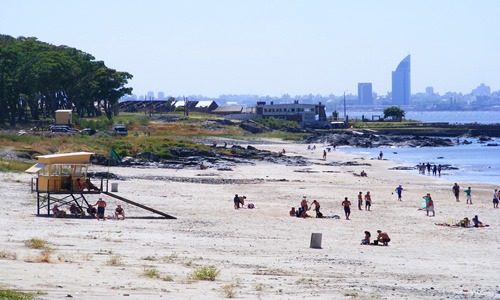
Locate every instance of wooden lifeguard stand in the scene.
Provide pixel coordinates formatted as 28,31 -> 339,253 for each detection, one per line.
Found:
26,152 -> 101,216
26,152 -> 176,219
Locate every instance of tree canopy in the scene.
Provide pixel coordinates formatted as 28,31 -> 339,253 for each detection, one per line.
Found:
383,106 -> 405,121
0,35 -> 133,126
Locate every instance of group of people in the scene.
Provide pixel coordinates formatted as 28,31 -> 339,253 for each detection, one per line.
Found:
357,191 -> 372,211
418,163 -> 442,176
291,197 -> 322,218
459,215 -> 484,228
51,197 -> 125,220
361,230 -> 391,246
75,178 -> 100,192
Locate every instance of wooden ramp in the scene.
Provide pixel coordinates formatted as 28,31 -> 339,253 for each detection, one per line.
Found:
102,191 -> 176,219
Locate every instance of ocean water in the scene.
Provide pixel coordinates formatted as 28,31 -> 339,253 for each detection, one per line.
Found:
342,110 -> 500,124
339,137 -> 500,185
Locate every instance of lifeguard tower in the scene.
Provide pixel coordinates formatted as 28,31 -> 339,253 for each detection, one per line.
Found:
26,152 -> 176,219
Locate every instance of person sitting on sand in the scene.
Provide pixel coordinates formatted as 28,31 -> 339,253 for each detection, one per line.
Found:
52,205 -> 66,218
377,230 -> 391,246
472,215 -> 483,227
87,205 -> 97,218
69,203 -> 83,217
289,207 -> 296,217
360,170 -> 367,177
115,204 -> 125,220
361,231 -> 371,245
460,217 -> 470,228
200,162 -> 208,170
299,197 -> 311,218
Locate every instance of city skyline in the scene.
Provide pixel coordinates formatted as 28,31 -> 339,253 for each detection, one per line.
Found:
2,0 -> 499,97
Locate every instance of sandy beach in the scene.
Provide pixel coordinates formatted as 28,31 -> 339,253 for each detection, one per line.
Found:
1,141 -> 499,299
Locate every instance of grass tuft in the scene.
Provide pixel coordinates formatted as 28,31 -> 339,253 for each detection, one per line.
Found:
189,265 -> 220,281
143,267 -> 161,279
0,289 -> 35,300
0,250 -> 17,260
106,255 -> 123,266
24,238 -> 47,249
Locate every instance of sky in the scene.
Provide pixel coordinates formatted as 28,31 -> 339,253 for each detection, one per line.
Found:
1,0 -> 499,98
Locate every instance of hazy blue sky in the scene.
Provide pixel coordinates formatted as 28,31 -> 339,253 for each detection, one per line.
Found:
2,0 -> 499,97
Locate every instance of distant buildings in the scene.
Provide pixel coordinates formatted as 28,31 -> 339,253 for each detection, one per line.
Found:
392,55 -> 411,105
358,83 -> 373,105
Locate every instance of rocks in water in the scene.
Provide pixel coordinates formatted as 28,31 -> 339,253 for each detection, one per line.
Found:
304,131 -> 455,148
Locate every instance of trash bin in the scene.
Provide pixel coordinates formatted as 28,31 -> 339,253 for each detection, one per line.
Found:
111,183 -> 118,192
310,233 -> 322,249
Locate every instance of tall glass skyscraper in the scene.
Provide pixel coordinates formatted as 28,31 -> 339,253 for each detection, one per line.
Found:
391,55 -> 411,105
358,83 -> 373,105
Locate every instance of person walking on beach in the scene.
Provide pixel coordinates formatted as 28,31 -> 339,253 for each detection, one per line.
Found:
378,151 -> 383,160
395,185 -> 404,201
437,164 -> 442,176
493,189 -> 499,209
364,191 -> 372,211
357,192 -> 363,210
342,197 -> 351,220
423,193 -> 434,217
323,149 -> 327,160
464,187 -> 472,205
452,183 -> 460,202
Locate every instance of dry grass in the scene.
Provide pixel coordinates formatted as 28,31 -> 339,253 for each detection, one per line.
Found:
106,255 -> 123,266
24,238 -> 48,249
0,250 -> 17,260
222,283 -> 239,298
143,267 -> 161,279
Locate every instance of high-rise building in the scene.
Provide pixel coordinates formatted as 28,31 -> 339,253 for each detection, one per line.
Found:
158,92 -> 165,100
147,91 -> 155,100
358,83 -> 373,105
391,55 -> 411,105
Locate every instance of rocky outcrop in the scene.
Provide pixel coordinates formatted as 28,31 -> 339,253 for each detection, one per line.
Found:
304,131 -> 455,148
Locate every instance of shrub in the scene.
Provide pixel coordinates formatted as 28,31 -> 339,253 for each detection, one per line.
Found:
144,268 -> 161,279
24,238 -> 47,249
189,265 -> 219,281
106,255 -> 122,266
0,289 -> 35,300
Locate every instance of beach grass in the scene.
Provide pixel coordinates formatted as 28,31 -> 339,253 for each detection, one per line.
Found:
189,265 -> 220,281
0,289 -> 35,300
24,238 -> 47,249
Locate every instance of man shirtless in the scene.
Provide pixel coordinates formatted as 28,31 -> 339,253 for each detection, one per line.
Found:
342,197 -> 351,220
377,230 -> 391,246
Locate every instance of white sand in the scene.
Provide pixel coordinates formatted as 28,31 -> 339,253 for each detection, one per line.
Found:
1,142 -> 499,299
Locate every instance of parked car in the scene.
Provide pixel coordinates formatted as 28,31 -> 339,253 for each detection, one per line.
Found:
112,124 -> 128,136
50,125 -> 78,133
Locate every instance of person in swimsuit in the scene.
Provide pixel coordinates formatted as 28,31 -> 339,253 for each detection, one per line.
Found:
115,204 -> 125,220
94,198 -> 107,220
364,191 -> 372,211
342,197 -> 351,220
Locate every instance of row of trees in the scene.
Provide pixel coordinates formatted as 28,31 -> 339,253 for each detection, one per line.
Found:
0,35 -> 133,126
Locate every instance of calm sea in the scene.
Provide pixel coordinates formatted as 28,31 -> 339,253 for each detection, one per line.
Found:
339,138 -> 500,185
342,110 -> 500,124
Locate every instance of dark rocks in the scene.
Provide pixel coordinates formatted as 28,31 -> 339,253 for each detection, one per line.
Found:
304,131 -> 456,148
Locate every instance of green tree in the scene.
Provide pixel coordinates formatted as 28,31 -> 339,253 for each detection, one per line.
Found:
383,106 -> 405,121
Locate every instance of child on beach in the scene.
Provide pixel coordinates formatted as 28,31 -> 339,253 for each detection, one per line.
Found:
464,187 -> 472,204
